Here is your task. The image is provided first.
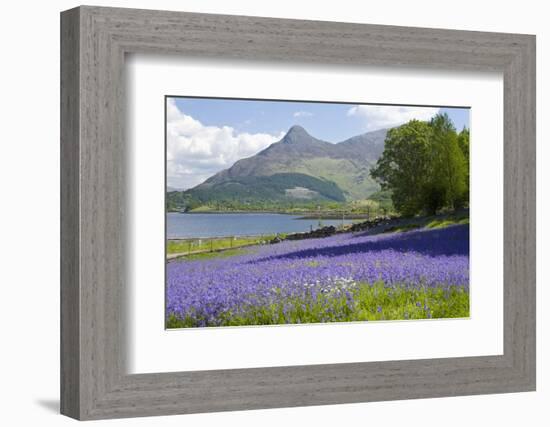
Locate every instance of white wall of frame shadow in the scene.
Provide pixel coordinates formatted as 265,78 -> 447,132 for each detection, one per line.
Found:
126,54 -> 503,374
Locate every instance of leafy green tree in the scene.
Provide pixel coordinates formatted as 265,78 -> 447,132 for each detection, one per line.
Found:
429,114 -> 468,210
457,127 -> 470,161
370,120 -> 433,216
371,113 -> 469,216
457,127 -> 470,202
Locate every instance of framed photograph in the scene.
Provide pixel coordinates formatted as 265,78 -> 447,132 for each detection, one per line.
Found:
61,6 -> 536,420
164,96 -> 472,329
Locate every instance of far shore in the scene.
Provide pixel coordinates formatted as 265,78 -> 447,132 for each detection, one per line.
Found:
168,210 -> 295,215
167,210 -> 375,220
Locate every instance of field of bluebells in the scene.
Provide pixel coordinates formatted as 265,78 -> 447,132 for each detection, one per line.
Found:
166,224 -> 469,328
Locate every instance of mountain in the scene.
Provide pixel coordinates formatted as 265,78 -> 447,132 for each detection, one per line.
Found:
169,125 -> 387,209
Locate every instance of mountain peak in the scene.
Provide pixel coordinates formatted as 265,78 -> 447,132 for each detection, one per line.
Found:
287,124 -> 307,133
193,126 -> 387,200
283,125 -> 311,143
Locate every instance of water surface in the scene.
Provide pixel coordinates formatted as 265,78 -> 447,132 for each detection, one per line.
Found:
167,212 -> 355,239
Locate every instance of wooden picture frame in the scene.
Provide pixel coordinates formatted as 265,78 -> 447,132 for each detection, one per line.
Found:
60,5 -> 536,420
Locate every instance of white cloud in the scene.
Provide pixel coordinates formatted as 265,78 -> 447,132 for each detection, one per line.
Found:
293,111 -> 314,118
166,99 -> 284,189
347,105 -> 440,131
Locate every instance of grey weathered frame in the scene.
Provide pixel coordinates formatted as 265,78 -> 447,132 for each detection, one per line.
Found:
60,5 -> 536,421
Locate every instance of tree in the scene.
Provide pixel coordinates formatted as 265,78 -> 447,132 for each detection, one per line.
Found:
370,120 -> 433,216
457,127 -> 470,203
457,127 -> 470,161
370,114 -> 469,216
427,114 -> 468,210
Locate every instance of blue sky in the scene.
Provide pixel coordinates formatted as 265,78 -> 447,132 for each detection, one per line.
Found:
170,97 -> 469,143
166,97 -> 470,189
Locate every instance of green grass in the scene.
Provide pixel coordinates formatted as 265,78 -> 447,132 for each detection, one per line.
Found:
166,282 -> 469,328
426,216 -> 469,229
167,235 -> 275,255
382,215 -> 469,234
